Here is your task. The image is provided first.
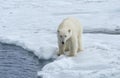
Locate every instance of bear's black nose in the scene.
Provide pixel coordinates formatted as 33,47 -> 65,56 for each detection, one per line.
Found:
62,42 -> 64,44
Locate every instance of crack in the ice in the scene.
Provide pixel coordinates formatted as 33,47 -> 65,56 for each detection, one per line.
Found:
84,28 -> 120,35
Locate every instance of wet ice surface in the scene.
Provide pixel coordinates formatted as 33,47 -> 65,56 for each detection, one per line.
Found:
0,42 -> 52,78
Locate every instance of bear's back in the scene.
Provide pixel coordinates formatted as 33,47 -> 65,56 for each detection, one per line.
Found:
58,17 -> 82,32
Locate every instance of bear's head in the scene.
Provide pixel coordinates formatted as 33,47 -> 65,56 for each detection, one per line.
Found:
57,29 -> 72,45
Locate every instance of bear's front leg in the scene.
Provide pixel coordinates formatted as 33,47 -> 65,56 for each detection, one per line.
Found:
58,44 -> 65,56
69,37 -> 78,56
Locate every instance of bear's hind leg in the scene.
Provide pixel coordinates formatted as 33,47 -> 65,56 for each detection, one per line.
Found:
78,34 -> 83,52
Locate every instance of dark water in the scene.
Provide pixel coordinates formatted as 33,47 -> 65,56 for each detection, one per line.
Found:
0,42 -> 52,78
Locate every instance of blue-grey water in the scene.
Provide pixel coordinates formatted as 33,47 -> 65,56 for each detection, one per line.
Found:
0,42 -> 52,78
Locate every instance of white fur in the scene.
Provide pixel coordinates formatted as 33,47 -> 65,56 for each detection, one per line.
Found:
57,17 -> 83,56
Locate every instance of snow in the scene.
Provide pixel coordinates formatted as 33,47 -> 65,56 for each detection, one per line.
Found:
38,34 -> 120,78
0,0 -> 120,78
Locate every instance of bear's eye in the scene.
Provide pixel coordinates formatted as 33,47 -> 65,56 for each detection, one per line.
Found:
60,35 -> 62,38
68,29 -> 71,33
65,35 -> 67,37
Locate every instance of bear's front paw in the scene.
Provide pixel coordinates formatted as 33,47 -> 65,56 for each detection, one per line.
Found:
78,49 -> 83,52
57,53 -> 64,56
57,53 -> 61,56
68,52 -> 76,57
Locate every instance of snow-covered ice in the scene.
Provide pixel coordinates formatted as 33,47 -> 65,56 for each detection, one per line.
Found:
0,0 -> 120,78
0,0 -> 120,59
38,34 -> 120,78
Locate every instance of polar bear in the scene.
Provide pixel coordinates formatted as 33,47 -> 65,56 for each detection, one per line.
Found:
57,17 -> 83,56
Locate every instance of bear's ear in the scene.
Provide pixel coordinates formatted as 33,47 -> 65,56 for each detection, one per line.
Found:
68,29 -> 71,33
